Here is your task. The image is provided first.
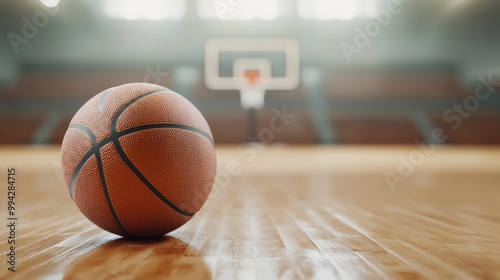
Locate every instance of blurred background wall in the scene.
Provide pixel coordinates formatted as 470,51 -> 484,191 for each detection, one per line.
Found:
0,0 -> 499,145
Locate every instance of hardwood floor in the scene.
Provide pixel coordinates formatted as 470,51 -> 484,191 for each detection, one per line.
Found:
0,146 -> 499,279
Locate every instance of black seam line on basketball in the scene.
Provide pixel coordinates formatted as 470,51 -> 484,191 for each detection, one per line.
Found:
68,123 -> 213,200
110,90 -> 214,146
111,90 -> 167,130
69,123 -> 97,144
94,143 -> 135,238
67,124 -> 134,238
68,123 -> 97,199
121,123 -> 213,145
109,89 -> 204,217
112,139 -> 195,217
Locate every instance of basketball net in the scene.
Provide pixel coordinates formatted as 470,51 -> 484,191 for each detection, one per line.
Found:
235,70 -> 270,110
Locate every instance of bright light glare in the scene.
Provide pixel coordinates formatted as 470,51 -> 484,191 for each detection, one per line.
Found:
40,0 -> 59,8
198,0 -> 281,20
104,0 -> 186,20
319,0 -> 356,20
298,0 -> 378,20
257,1 -> 280,20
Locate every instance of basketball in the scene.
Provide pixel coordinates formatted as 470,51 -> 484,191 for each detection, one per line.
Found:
60,83 -> 216,238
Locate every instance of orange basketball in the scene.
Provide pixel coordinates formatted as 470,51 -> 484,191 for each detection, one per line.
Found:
60,83 -> 216,238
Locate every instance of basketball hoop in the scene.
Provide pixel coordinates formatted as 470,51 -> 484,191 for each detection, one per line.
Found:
204,37 -> 300,142
233,59 -> 271,110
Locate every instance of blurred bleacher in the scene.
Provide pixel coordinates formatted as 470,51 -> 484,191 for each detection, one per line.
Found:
1,66 -> 499,145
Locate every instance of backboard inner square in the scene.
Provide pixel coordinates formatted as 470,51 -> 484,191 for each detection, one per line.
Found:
205,37 -> 300,91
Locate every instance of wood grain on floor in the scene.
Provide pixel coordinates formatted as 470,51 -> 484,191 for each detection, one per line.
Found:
0,146 -> 499,279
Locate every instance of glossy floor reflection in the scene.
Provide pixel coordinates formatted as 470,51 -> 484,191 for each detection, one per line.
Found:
0,146 -> 499,279
64,237 -> 211,279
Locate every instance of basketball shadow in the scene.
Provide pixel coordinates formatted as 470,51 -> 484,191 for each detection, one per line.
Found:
63,236 -> 211,280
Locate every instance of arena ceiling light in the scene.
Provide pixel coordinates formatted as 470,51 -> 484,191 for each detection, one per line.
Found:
198,0 -> 283,20
40,0 -> 60,8
103,0 -> 186,20
297,0 -> 379,20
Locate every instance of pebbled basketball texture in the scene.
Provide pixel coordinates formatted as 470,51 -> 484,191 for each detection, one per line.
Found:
61,83 -> 216,238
